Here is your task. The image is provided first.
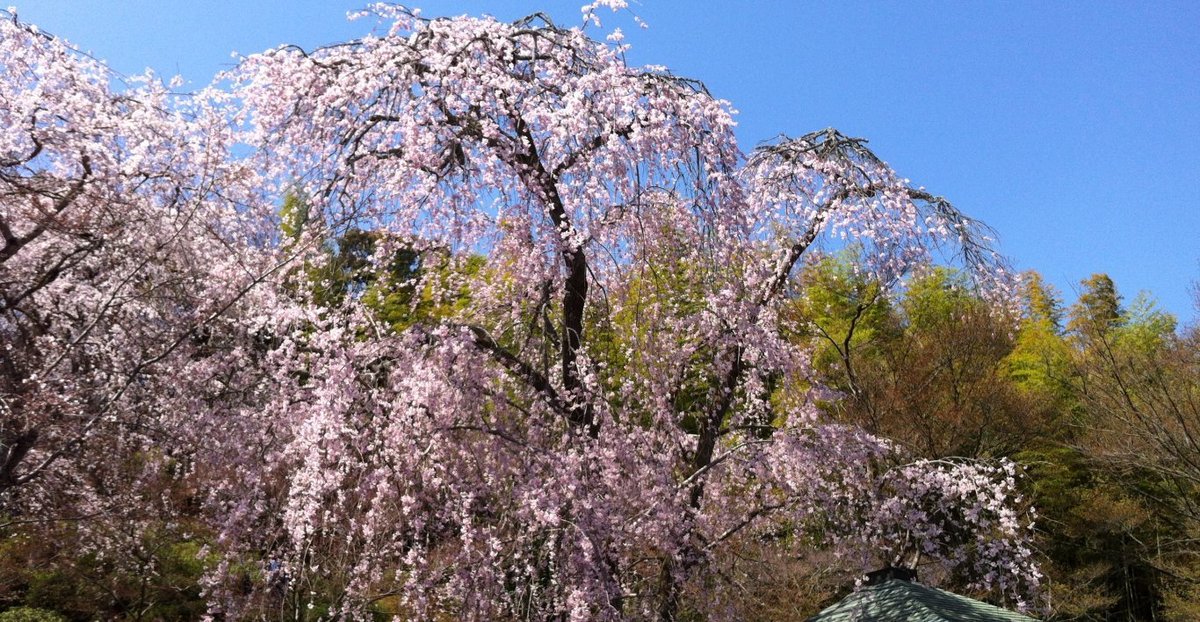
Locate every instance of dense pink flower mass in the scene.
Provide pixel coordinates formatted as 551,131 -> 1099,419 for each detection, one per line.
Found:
1,5 -> 1037,620
0,9 -> 287,537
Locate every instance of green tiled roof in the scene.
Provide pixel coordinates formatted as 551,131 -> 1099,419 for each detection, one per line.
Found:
807,579 -> 1038,622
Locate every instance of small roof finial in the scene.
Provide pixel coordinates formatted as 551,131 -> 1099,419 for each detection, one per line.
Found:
866,566 -> 918,585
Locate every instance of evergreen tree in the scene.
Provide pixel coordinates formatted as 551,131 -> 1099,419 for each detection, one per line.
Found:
1069,273 -> 1123,337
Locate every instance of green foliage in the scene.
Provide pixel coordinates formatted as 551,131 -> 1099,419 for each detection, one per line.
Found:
1112,291 -> 1177,353
791,262 -> 1047,458
1020,271 -> 1064,331
279,190 -> 310,242
793,253 -> 894,341
0,523 -> 213,621
587,222 -> 723,430
0,608 -> 66,622
786,265 -> 1200,619
1016,275 -> 1197,620
1019,443 -> 1173,620
900,266 -> 982,333
291,220 -> 487,336
1004,274 -> 1075,417
278,190 -> 462,330
1005,323 -> 1074,411
366,251 -> 484,332
1069,273 -> 1123,337
305,227 -> 423,312
783,253 -> 897,429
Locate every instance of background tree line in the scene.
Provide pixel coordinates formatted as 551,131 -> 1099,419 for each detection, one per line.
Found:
762,259 -> 1198,621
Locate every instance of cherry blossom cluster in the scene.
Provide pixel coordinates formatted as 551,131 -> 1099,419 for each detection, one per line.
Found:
1,5 -> 1040,620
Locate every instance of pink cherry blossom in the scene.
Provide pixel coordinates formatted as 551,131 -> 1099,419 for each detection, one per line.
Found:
0,6 -> 1038,620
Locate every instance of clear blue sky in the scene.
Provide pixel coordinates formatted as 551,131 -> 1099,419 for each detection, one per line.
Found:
15,1 -> 1200,322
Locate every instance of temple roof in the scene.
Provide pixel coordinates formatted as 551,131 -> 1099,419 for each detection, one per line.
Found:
807,576 -> 1037,622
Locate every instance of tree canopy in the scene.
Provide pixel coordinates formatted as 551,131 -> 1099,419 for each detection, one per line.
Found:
10,4 -> 1194,622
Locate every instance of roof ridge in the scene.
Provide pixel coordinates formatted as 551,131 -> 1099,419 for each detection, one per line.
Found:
807,577 -> 1039,621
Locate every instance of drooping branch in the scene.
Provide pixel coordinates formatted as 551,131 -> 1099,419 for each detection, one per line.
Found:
454,323 -> 569,419
0,154 -> 92,265
5,240 -> 307,492
749,128 -> 1003,307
